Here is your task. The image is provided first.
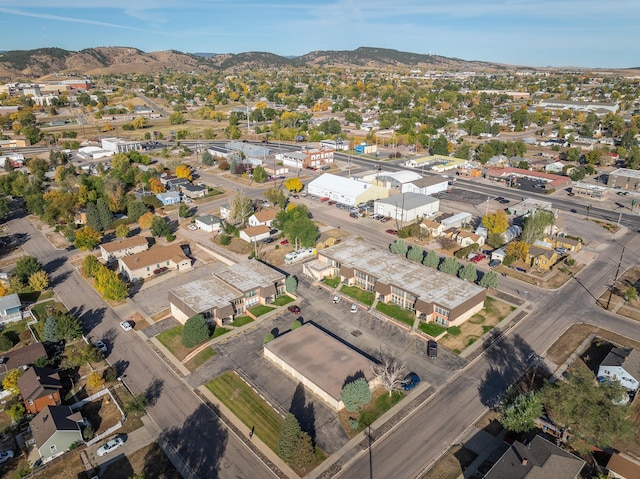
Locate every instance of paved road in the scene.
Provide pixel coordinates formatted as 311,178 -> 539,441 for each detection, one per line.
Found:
6,214 -> 274,479
335,231 -> 640,479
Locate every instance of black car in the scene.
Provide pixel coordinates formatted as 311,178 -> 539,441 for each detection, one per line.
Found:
427,340 -> 438,359
269,228 -> 279,235
263,237 -> 275,244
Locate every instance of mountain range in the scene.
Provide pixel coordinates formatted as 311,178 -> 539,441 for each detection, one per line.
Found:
0,46 -> 516,80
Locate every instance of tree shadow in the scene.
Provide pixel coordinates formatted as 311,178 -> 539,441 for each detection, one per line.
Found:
477,333 -> 537,407
343,370 -> 366,388
43,256 -> 67,274
112,359 -> 130,377
161,404 -> 228,478
68,305 -> 107,334
289,383 -> 317,446
145,377 -> 164,407
49,270 -> 71,287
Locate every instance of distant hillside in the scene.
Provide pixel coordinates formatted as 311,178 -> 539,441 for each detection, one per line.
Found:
0,45 -> 530,79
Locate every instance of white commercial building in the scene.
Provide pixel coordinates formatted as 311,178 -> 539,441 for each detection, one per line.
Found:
101,137 -> 142,154
307,173 -> 389,206
374,193 -> 439,222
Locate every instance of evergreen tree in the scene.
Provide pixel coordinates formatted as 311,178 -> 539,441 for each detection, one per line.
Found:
292,431 -> 315,467
56,313 -> 83,340
278,413 -> 302,463
458,263 -> 478,282
341,378 -> 371,412
285,276 -> 297,293
182,314 -> 210,348
44,316 -> 58,342
423,250 -> 439,268
85,201 -> 102,231
438,256 -> 462,275
97,197 -> 113,230
479,271 -> 499,289
14,256 -> 42,284
127,201 -> 149,223
390,239 -> 408,255
407,246 -> 423,262
150,216 -> 170,237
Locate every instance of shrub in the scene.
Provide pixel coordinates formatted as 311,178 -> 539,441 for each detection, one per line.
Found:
291,320 -> 302,330
220,235 -> 231,246
348,418 -> 360,430
103,366 -> 118,383
82,425 -> 95,441
182,314 -> 210,348
264,333 -> 275,343
341,378 -> 371,412
7,402 -> 25,421
0,334 -> 13,352
125,393 -> 148,414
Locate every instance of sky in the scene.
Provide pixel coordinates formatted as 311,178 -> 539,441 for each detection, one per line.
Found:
0,0 -> 638,69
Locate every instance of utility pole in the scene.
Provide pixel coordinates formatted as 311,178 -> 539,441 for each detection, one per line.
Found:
606,246 -> 625,310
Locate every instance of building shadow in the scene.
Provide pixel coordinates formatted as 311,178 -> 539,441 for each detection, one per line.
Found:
162,404 -> 228,479
289,383 -> 317,446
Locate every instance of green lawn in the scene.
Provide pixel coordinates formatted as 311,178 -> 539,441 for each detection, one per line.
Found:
322,277 -> 340,288
357,390 -> 404,431
157,324 -> 230,361
230,316 -> 254,327
340,285 -> 375,306
418,322 -> 447,337
271,295 -> 294,307
375,302 -> 415,328
30,300 -> 67,322
184,347 -> 216,372
212,326 -> 230,339
206,371 -> 283,453
249,304 -> 275,317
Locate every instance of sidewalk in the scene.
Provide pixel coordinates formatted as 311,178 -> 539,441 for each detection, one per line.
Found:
198,386 -> 298,479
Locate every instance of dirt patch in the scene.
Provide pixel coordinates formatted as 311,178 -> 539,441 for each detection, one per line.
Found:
81,396 -> 122,435
475,410 -> 504,437
151,308 -> 172,321
439,297 -> 515,354
596,266 -> 640,320
100,442 -> 181,479
323,228 -> 350,239
45,231 -> 69,249
29,450 -> 85,479
211,235 -> 252,255
419,445 -> 478,479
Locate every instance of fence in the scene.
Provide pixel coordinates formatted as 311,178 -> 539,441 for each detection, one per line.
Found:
69,387 -> 126,446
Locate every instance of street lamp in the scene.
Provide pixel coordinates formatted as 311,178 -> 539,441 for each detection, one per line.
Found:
586,204 -> 592,221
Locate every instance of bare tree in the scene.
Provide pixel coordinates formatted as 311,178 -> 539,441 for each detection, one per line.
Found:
228,191 -> 253,226
371,349 -> 406,396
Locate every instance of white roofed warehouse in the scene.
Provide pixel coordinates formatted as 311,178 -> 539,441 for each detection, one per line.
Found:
307,173 -> 389,206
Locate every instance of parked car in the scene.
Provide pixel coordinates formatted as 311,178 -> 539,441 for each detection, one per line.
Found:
570,208 -> 577,213
471,254 -> 485,263
0,450 -> 14,464
385,229 -> 398,235
95,340 -> 107,353
350,303 -> 358,313
427,340 -> 438,359
617,191 -> 630,196
187,224 -> 197,231
332,295 -> 340,304
349,212 -> 359,218
96,437 -> 125,457
280,239 -> 289,246
320,197 -> 330,202
119,321 -> 133,332
328,200 -> 337,206
402,372 -> 421,391
287,305 -> 300,314
263,237 -> 275,244
555,247 -> 568,255
489,259 -> 501,268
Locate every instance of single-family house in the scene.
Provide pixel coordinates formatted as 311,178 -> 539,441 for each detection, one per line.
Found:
606,452 -> 640,479
0,342 -> 47,375
31,405 -> 84,463
18,367 -> 63,414
248,209 -> 278,228
554,236 -> 582,252
598,347 -> 640,391
165,177 -> 190,190
195,215 -> 222,233
420,219 -> 444,237
239,225 -> 271,243
484,435 -> 584,479
99,235 -> 149,262
181,183 -> 206,199
454,230 -> 485,248
156,191 -> 181,206
0,293 -> 23,324
133,188 -> 155,201
119,243 -> 192,282
491,247 -> 507,262
527,245 -> 558,271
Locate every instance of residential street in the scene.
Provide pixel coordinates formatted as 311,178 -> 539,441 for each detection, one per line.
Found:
4,214 -> 275,479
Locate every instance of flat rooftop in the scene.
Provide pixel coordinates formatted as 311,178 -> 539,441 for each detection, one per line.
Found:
214,260 -> 284,293
169,276 -> 240,312
610,168 -> 640,179
321,241 -> 485,310
264,324 -> 377,401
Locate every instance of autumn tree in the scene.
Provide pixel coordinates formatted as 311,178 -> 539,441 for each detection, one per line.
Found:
87,371 -> 105,390
2,369 -> 23,394
149,177 -> 165,193
115,224 -> 130,238
284,177 -> 303,192
505,241 -> 530,262
82,255 -> 101,278
175,164 -> 192,181
372,350 -> 405,396
94,265 -> 127,301
28,270 -> 49,291
139,212 -> 154,229
482,210 -> 509,234
74,226 -> 102,251
228,192 -> 254,226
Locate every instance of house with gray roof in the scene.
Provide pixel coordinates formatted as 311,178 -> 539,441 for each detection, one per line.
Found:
598,347 -> 640,391
485,435 -> 584,479
0,293 -> 23,324
194,214 -> 221,233
31,405 -> 83,463
0,342 -> 46,375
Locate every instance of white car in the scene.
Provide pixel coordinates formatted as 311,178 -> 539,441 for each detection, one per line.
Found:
350,303 -> 358,313
0,450 -> 14,464
332,295 -> 340,304
95,340 -> 107,353
96,437 -> 125,456
119,321 -> 133,332
187,224 -> 197,231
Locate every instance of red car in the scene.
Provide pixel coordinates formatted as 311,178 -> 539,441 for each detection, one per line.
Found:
287,305 -> 300,314
385,229 -> 398,235
280,239 -> 289,246
471,254 -> 485,263
328,200 -> 337,205
320,197 -> 330,202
